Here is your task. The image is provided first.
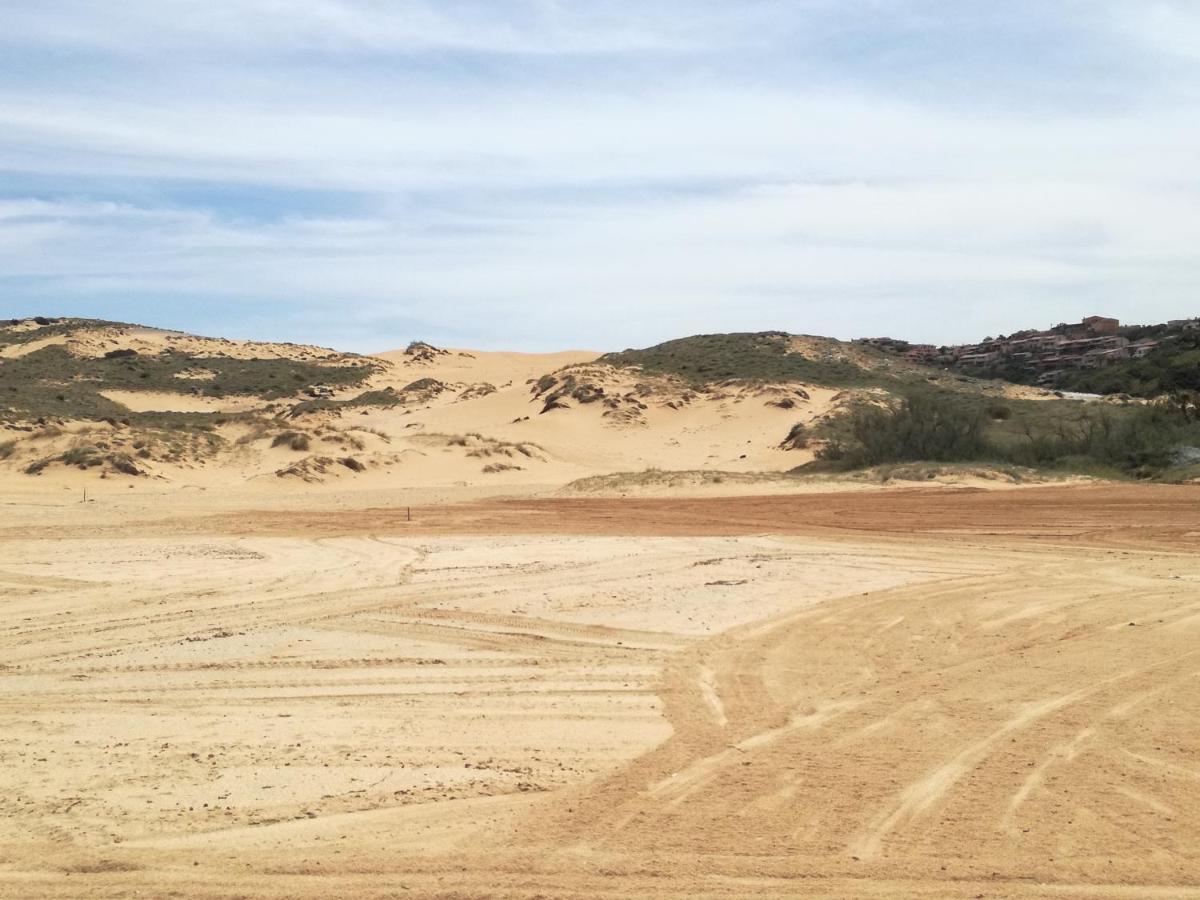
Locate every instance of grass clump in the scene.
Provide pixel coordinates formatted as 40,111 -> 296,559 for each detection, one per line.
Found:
779,423 -> 810,450
482,462 -> 523,473
24,458 -> 51,475
271,431 -> 311,451
60,444 -> 103,468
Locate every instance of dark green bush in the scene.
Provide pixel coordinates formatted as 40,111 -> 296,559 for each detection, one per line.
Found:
814,390 -> 1200,478
61,445 -> 102,468
818,392 -> 989,467
987,402 -> 1013,420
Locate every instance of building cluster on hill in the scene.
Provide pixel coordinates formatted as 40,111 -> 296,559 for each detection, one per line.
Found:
857,315 -> 1198,385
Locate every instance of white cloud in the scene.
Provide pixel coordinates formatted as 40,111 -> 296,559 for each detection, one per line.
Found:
2,0 -> 736,57
1,2 -> 1199,348
1117,1 -> 1200,63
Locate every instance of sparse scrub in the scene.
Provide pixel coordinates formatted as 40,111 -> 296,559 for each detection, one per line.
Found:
400,378 -> 445,396
107,453 -> 144,476
779,423 -> 810,451
287,387 -> 402,417
0,338 -> 377,425
271,431 -> 311,451
24,458 -> 51,475
563,469 -> 798,493
61,444 -> 103,468
345,425 -> 391,443
482,462 -> 523,473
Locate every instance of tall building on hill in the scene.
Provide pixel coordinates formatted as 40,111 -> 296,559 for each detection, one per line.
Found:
1082,316 -> 1119,335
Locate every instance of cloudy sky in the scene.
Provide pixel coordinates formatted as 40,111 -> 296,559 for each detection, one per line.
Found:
2,1 -> 1199,351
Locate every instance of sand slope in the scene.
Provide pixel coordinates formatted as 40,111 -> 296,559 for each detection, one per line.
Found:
2,335 -> 862,492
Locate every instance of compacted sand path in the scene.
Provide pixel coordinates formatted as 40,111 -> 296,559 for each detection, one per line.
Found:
1,485 -> 1198,898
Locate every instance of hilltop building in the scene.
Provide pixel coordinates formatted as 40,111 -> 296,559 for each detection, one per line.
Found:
855,316 -> 1149,384
1080,315 -> 1119,336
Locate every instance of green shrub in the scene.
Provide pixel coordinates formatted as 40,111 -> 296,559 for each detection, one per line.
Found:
61,445 -> 102,468
815,389 -> 1200,478
817,392 -> 989,467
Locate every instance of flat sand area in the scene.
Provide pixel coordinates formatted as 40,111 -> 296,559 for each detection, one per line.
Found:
2,484 -> 1199,898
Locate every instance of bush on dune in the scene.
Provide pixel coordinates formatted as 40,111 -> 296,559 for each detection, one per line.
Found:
271,431 -> 311,451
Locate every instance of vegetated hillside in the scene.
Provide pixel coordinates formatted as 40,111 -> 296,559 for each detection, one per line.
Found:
594,331 -> 1200,481
598,331 -> 885,387
1057,330 -> 1200,397
0,317 -> 378,423
922,318 -> 1200,398
0,317 -> 389,479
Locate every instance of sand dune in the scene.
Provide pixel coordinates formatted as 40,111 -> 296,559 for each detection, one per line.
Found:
4,323 -> 1199,898
1,330 -> 873,492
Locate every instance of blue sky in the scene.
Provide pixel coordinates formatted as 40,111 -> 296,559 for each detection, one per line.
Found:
2,1 -> 1199,351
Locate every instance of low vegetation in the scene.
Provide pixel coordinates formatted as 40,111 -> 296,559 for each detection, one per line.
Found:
0,339 -> 377,425
563,469 -> 797,493
286,388 -> 403,417
599,332 -> 879,388
808,389 -> 1200,479
271,431 -> 312,451
0,317 -> 120,348
445,433 -> 546,461
25,443 -> 146,477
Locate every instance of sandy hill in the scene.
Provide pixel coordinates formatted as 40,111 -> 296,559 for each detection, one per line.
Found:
0,318 -> 1062,494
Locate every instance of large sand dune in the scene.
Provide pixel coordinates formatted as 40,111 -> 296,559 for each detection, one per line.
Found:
0,324 -> 877,490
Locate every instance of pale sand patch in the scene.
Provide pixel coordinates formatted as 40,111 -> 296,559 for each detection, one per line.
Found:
99,390 -> 270,414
